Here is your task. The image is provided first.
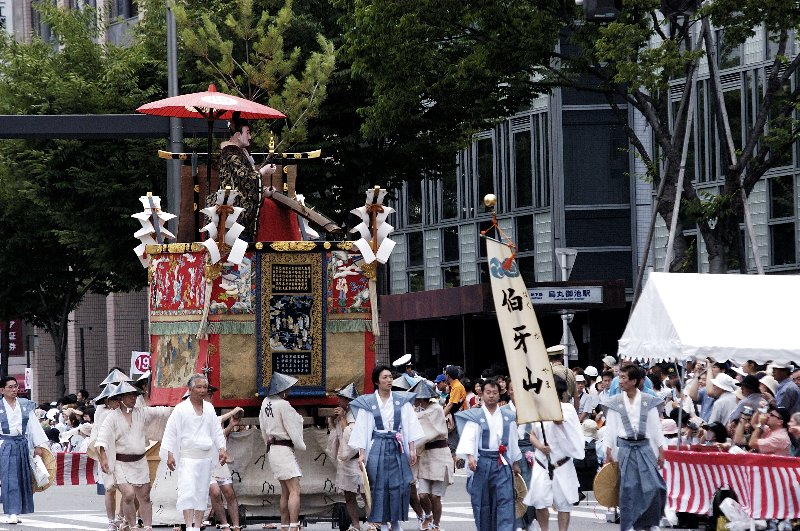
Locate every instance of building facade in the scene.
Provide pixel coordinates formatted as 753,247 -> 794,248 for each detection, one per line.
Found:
382,26 -> 800,380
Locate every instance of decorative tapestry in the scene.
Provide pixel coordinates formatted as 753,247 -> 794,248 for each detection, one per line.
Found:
257,252 -> 326,396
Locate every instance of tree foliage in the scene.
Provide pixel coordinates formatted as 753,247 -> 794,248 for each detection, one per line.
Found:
171,0 -> 336,150
337,0 -> 800,274
0,4 -> 165,395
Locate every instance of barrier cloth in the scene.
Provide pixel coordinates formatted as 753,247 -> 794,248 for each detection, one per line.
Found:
150,427 -> 343,525
663,449 -> 800,520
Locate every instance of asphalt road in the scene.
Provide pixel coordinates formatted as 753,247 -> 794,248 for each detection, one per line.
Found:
13,473 -> 622,530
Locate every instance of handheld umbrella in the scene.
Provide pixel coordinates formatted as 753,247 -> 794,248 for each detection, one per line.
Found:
136,84 -> 286,228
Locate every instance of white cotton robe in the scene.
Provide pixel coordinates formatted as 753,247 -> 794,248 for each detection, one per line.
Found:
348,392 -> 424,461
523,402 -> 585,511
160,400 -> 226,512
258,395 -> 306,481
96,406 -> 172,488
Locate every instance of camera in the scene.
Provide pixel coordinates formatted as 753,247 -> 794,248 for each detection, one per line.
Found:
742,405 -> 754,417
688,419 -> 702,431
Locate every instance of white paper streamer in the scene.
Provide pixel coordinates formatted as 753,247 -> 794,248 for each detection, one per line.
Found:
130,194 -> 176,268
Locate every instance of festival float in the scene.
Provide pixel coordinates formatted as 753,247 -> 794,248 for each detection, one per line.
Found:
131,86 -> 394,528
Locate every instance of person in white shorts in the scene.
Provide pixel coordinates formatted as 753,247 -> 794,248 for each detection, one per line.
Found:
410,381 -> 452,531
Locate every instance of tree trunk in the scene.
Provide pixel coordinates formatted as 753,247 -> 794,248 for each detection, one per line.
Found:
48,323 -> 68,398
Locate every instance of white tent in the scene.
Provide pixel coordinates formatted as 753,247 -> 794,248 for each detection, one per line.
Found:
618,272 -> 800,365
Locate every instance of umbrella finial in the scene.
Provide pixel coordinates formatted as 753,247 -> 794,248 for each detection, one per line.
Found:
208,84 -> 217,92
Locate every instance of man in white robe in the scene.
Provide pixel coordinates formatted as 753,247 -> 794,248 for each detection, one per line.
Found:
97,382 -> 172,531
259,373 -> 306,531
524,376 -> 585,531
161,375 -> 227,531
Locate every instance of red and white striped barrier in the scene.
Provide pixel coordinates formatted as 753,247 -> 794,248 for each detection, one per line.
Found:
663,450 -> 800,519
53,452 -> 97,486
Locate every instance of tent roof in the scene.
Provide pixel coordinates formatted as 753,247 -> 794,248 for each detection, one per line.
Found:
618,273 -> 800,365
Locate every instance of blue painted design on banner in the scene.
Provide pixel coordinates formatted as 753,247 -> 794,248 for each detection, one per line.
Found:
489,257 -> 519,279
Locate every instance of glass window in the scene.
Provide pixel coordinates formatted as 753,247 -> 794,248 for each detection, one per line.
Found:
516,215 -> 534,252
441,226 -> 460,263
562,111 -> 630,205
517,256 -> 536,286
442,266 -> 460,288
768,175 -> 796,266
441,172 -> 458,220
407,231 -> 424,267
771,223 -> 796,265
514,131 -> 533,208
408,271 -> 425,292
770,176 -> 794,219
476,138 -> 495,210
716,29 -> 741,70
407,180 -> 423,225
723,87 -> 742,152
536,114 -> 551,208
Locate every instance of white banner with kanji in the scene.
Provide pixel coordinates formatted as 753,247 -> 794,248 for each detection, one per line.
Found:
485,237 -> 562,423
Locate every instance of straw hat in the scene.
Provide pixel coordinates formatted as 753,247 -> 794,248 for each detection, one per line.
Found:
335,383 -> 359,401
513,472 -> 529,519
409,381 -> 436,400
760,375 -> 779,397
266,372 -> 298,396
99,369 -> 132,387
32,447 -> 57,493
593,462 -> 620,507
360,462 -> 371,514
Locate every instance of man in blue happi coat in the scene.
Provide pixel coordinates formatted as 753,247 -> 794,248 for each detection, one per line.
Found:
349,364 -> 424,531
455,378 -> 522,531
603,364 -> 667,531
0,376 -> 49,524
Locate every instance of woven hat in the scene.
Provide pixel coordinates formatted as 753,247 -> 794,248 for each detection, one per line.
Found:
393,374 -> 419,390
582,419 -> 598,438
593,461 -> 620,507
360,461 -> 371,514
79,423 -> 93,437
132,370 -> 151,388
266,372 -> 297,396
93,384 -> 114,405
513,472 -> 528,519
584,365 -> 599,378
760,375 -> 779,397
661,418 -> 678,435
710,374 -> 737,393
32,447 -> 57,493
410,381 -> 436,400
99,369 -> 132,387
335,383 -> 359,401
601,355 -> 617,367
106,381 -> 142,399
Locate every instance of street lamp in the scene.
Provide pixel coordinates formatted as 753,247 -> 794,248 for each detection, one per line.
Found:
555,248 -> 578,366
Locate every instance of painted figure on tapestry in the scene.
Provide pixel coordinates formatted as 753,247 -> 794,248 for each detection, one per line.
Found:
156,335 -> 200,388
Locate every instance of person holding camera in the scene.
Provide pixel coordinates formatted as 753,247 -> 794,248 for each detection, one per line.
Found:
734,405 -> 792,456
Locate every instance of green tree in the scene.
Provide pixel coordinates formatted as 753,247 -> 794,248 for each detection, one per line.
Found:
171,0 -> 336,150
338,0 -> 800,275
0,4 -> 165,396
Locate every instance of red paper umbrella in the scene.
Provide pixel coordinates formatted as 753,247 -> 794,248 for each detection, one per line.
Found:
137,84 -> 286,224
136,84 -> 286,120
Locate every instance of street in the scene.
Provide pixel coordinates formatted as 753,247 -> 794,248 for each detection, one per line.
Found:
16,472 -> 620,531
